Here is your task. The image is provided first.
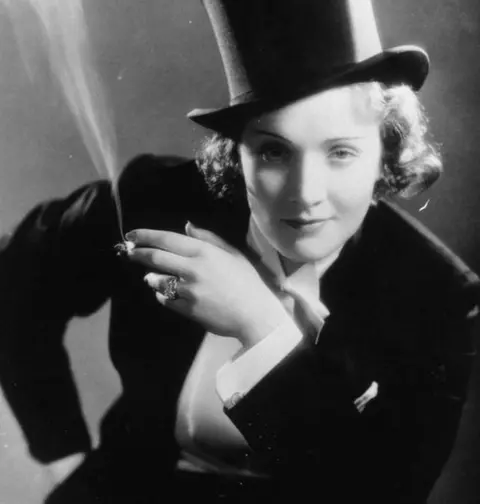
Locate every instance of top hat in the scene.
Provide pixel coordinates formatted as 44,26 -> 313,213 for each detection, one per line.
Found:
188,0 -> 429,134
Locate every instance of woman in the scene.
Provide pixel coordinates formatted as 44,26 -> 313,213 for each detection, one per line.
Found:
0,1 -> 478,503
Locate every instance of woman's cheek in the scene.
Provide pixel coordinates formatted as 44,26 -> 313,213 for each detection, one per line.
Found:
251,168 -> 288,206
329,170 -> 378,215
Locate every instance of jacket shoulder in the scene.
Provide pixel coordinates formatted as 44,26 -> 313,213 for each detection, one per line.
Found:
117,154 -> 201,195
116,154 -> 212,229
375,200 -> 479,289
368,200 -> 480,329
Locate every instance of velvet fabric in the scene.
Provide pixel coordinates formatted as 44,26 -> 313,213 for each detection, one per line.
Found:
0,155 -> 477,503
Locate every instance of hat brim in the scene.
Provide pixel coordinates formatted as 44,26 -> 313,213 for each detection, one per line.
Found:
187,45 -> 429,135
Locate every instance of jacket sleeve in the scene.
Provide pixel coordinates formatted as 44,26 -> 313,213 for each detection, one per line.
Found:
222,275 -> 480,503
224,338 -> 369,500
0,153 -> 191,464
0,178 -> 119,463
383,277 -> 480,503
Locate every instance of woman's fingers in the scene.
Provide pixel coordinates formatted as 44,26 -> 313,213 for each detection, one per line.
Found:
126,229 -> 201,257
185,221 -> 236,253
144,272 -> 191,312
129,247 -> 191,277
143,272 -> 185,295
154,291 -> 191,313
144,272 -> 170,291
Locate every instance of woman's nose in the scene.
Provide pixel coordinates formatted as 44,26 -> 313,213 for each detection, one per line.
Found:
288,153 -> 328,206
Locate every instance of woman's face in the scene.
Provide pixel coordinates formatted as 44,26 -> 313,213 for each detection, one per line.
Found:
239,84 -> 382,264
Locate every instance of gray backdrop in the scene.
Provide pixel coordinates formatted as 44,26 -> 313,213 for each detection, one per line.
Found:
0,1 -> 478,502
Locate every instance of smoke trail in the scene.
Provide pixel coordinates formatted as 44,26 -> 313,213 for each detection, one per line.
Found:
2,0 -> 124,238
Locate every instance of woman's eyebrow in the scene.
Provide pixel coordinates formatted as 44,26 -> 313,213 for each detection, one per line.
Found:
251,128 -> 367,143
249,128 -> 288,141
325,136 -> 367,143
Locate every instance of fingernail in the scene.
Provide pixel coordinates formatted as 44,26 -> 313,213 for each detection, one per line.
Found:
143,273 -> 154,285
185,221 -> 194,234
144,272 -> 160,291
125,231 -> 136,242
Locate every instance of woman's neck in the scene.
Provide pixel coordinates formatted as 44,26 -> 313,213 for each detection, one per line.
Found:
279,247 -> 343,278
279,255 -> 304,277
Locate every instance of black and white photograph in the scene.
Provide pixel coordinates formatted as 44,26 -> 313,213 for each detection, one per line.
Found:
0,1 -> 479,503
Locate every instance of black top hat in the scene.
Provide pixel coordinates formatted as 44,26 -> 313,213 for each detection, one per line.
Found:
188,0 -> 429,134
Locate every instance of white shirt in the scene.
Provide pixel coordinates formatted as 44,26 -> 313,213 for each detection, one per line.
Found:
174,217 -> 339,474
216,217 -> 338,402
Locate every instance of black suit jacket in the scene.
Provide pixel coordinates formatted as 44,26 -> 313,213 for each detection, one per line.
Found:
0,155 -> 478,503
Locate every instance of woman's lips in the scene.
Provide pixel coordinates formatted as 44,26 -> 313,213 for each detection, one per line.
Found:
282,217 -> 329,231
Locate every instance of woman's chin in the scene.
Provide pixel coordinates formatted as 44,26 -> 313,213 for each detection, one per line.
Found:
276,239 -> 341,264
270,221 -> 336,262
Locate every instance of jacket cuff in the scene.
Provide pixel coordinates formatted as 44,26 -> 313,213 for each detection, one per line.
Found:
216,317 -> 302,403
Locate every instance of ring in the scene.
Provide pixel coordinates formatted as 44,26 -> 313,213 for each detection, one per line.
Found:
163,275 -> 180,301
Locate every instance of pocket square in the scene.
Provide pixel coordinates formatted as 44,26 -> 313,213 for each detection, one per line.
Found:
354,381 -> 378,413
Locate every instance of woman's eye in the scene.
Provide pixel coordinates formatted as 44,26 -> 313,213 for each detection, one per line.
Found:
258,143 -> 292,163
329,146 -> 359,162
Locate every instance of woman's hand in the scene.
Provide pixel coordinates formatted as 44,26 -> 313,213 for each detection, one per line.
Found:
126,222 -> 288,348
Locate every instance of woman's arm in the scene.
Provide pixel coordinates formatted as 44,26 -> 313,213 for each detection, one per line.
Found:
0,179 -> 118,463
0,154 -> 192,464
222,275 -> 480,502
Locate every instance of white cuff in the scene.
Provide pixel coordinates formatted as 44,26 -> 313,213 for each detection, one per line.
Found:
216,317 -> 303,403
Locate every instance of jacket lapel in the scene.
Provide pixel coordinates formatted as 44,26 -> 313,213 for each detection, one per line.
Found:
192,186 -> 383,401
318,206 -> 384,400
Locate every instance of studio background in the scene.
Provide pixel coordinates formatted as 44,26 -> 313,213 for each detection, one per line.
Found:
0,1 -> 479,502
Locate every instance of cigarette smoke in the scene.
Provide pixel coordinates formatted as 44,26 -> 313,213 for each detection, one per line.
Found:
2,0 -> 124,237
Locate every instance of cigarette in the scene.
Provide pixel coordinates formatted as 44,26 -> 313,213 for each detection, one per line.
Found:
114,240 -> 135,256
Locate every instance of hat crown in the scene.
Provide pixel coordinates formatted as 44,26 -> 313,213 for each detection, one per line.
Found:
189,0 -> 429,132
203,0 -> 384,104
